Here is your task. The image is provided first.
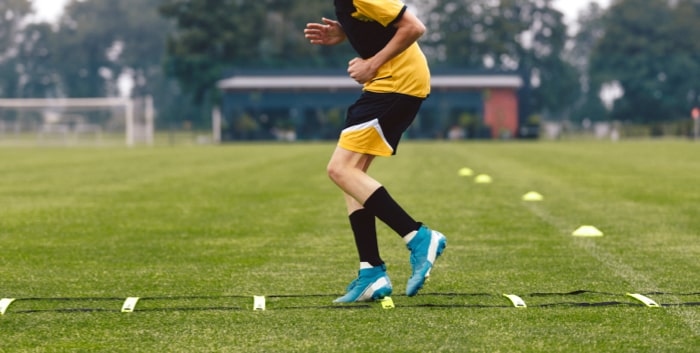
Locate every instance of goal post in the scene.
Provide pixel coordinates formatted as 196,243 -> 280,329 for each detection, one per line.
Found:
0,97 -> 154,146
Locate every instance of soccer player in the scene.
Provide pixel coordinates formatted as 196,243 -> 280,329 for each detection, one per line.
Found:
305,0 -> 447,303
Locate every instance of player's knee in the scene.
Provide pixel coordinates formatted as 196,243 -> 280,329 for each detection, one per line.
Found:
326,160 -> 344,184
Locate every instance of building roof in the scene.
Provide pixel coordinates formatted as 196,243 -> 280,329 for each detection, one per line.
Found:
218,74 -> 523,92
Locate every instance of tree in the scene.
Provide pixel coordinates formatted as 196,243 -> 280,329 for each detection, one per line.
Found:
50,1 -> 125,98
159,0 -> 351,115
0,0 -> 33,97
113,0 -> 200,127
668,0 -> 700,111
421,0 -> 578,120
567,2 -> 608,122
12,22 -> 61,98
12,0 -> 199,127
420,1 -> 491,67
590,0 -> 700,123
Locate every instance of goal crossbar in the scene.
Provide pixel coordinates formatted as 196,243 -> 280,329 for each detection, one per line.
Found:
0,98 -> 131,109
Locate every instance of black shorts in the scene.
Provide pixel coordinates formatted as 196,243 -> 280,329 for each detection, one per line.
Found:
338,92 -> 424,156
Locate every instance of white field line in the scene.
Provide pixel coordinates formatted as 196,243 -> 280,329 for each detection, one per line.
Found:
524,202 -> 699,336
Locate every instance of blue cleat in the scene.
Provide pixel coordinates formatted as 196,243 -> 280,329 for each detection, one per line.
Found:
406,226 -> 447,297
334,264 -> 393,303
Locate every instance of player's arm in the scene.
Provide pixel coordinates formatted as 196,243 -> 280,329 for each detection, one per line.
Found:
305,17 -> 346,46
347,9 -> 425,84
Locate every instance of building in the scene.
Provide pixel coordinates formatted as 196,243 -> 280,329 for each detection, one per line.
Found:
217,70 -> 523,141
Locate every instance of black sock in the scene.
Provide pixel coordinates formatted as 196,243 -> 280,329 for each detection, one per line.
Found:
349,208 -> 383,266
363,187 -> 421,238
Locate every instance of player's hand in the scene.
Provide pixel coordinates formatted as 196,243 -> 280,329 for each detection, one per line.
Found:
348,57 -> 378,84
305,18 -> 346,46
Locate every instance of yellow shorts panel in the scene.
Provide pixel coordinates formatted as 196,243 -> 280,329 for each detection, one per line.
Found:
338,119 -> 393,156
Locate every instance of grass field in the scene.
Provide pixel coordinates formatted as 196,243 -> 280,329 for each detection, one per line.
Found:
1,140 -> 698,352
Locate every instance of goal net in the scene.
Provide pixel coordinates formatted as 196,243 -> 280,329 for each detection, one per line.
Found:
0,97 -> 154,146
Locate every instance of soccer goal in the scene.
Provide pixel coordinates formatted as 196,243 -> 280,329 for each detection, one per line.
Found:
0,97 -> 154,146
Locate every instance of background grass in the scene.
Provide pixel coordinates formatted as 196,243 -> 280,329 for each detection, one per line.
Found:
0,141 -> 698,352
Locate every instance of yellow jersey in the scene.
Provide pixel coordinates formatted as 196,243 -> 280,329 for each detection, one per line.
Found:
335,0 -> 431,98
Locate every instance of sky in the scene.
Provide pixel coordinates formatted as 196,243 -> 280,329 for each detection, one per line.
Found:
31,0 -> 69,22
32,0 -> 611,24
553,0 -> 611,24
